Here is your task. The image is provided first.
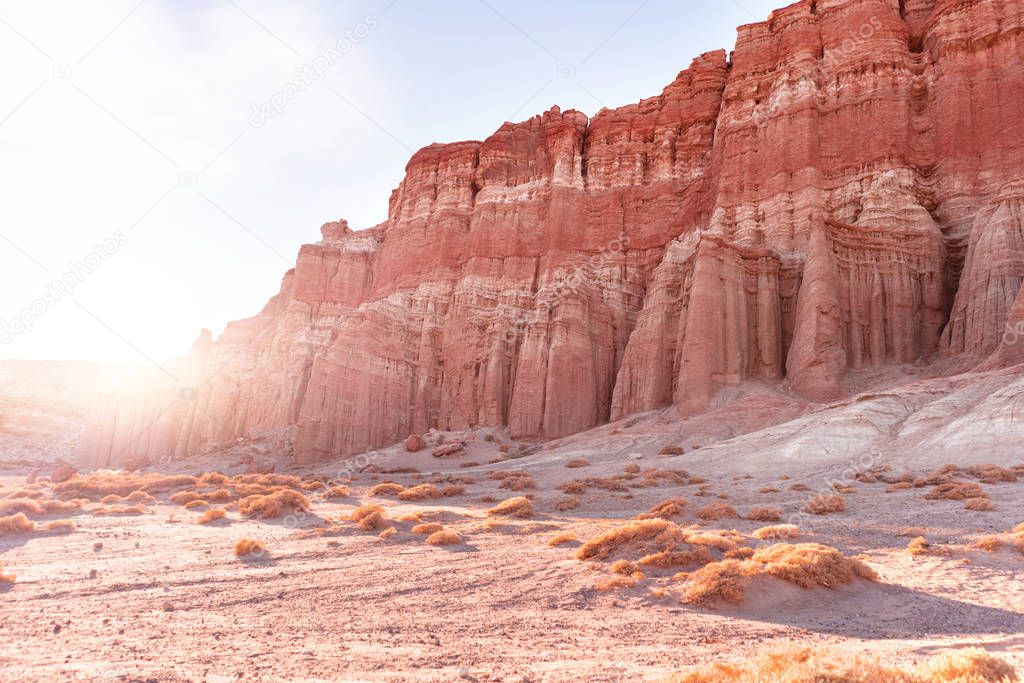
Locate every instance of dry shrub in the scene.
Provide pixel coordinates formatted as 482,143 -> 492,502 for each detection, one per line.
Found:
638,547 -> 714,569
803,495 -> 845,515
0,562 -> 15,583
378,527 -> 397,540
548,531 -> 577,547
659,445 -> 685,456
2,487 -> 44,500
558,480 -> 588,495
41,519 -> 76,534
498,473 -> 537,491
487,496 -> 534,518
681,543 -> 876,608
198,472 -> 231,486
238,490 -> 310,519
926,482 -> 987,501
440,485 -> 465,497
201,488 -> 232,503
92,504 -> 146,516
973,536 -> 1003,552
610,559 -> 638,575
688,476 -> 708,485
350,504 -> 388,530
624,463 -> 641,474
234,538 -> 266,558
754,543 -> 877,588
726,547 -> 755,560
368,482 -> 405,497
100,494 -> 121,505
52,471 -> 188,500
170,491 -> 201,505
197,508 -> 227,525
397,484 -> 442,501
411,523 -> 444,535
917,649 -> 1018,682
789,483 -> 812,492
595,575 -> 637,592
396,512 -> 422,523
565,458 -> 590,468
752,524 -> 800,541
0,512 -> 35,536
640,469 -> 689,487
636,497 -> 688,521
555,496 -> 581,511
831,483 -> 856,494
0,498 -> 43,516
907,536 -> 931,556
965,498 -> 996,511
758,487 -> 780,494
665,645 -> 1017,682
301,480 -> 325,491
577,519 -> 688,561
184,500 -> 207,510
745,507 -> 782,522
695,502 -> 738,521
681,559 -> 750,607
426,529 -> 462,546
886,482 -> 914,492
1014,522 -> 1024,534
233,473 -> 301,488
323,485 -> 350,499
686,532 -> 740,553
967,464 -> 1018,484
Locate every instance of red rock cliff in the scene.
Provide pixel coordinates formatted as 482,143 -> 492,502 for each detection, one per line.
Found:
78,0 -> 1024,467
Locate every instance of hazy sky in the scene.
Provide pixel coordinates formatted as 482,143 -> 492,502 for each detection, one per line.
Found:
0,0 -> 779,366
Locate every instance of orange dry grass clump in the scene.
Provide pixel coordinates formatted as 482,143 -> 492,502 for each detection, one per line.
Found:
397,484 -> 442,501
92,504 -> 147,515
41,519 -> 76,534
803,494 -> 845,515
238,490 -> 310,519
638,547 -> 714,569
170,491 -> 201,505
183,500 -> 207,510
636,497 -> 688,520
752,524 -> 800,541
0,498 -> 45,516
926,482 -> 987,501
55,472 -> 198,500
555,496 -> 581,511
666,645 -> 1017,682
368,482 -> 405,497
0,562 -> 15,583
565,458 -> 590,468
745,507 -> 783,522
198,472 -> 231,487
350,504 -> 388,531
681,543 -> 877,608
497,473 -> 537,491
0,512 -> 35,536
907,536 -> 931,556
197,508 -> 227,525
487,496 -> 534,518
965,498 -> 996,511
323,486 -> 350,499
548,531 -> 577,547
595,575 -> 638,592
576,519 -> 689,561
695,502 -> 739,521
411,523 -> 444,535
233,538 -> 266,558
426,529 -> 462,546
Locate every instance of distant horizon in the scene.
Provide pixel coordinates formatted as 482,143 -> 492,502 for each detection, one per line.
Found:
1,0 -> 779,367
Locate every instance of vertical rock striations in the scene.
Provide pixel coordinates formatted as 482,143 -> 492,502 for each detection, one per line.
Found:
79,0 -> 1024,467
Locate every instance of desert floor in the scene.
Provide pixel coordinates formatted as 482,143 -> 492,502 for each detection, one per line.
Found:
3,410 -> 1024,682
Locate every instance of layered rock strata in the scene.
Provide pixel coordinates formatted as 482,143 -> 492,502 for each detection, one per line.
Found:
78,0 -> 1024,467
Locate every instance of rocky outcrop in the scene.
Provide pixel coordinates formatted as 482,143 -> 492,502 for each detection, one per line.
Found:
79,0 -> 1024,467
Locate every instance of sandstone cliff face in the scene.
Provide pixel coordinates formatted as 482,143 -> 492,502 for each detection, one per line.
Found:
79,0 -> 1024,468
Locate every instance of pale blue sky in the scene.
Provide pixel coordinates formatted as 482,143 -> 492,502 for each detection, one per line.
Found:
0,0 -> 779,365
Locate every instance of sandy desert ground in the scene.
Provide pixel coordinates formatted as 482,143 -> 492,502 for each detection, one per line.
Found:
3,374 -> 1024,682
